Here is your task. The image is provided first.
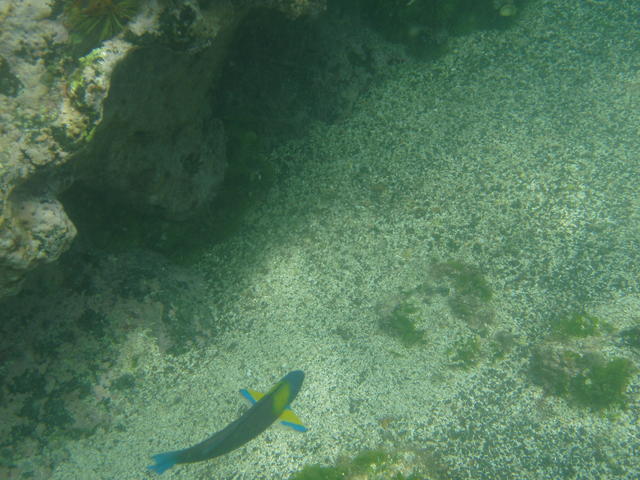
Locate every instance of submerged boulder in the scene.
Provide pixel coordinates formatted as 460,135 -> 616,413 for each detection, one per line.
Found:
0,0 -> 325,299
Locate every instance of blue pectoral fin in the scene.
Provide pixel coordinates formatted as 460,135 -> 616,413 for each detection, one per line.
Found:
148,450 -> 181,475
242,388 -> 307,432
239,388 -> 264,405
278,408 -> 308,432
280,419 -> 308,432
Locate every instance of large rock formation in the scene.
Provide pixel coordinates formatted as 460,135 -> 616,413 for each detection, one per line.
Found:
0,0 -> 325,299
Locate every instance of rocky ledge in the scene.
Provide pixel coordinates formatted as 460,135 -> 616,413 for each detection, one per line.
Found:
0,0 -> 325,299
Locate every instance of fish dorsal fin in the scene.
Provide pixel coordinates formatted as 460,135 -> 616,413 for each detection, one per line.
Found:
239,388 -> 307,432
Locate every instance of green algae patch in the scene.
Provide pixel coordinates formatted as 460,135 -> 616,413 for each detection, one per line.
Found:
431,260 -> 494,328
289,450 -> 389,480
289,448 -> 446,480
530,346 -> 636,411
350,450 -> 390,473
378,300 -> 426,347
432,260 -> 492,301
571,357 -> 636,410
290,464 -> 343,480
377,260 -> 495,349
552,311 -> 613,339
489,330 -> 518,361
619,326 -> 640,350
448,335 -> 482,369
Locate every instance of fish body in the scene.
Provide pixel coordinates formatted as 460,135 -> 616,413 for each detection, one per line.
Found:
148,370 -> 306,474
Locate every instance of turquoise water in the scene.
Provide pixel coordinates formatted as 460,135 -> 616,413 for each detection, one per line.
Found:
1,0 -> 639,478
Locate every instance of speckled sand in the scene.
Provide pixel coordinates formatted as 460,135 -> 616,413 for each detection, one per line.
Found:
44,0 -> 639,478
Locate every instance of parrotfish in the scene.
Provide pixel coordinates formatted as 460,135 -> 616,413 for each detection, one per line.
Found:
148,370 -> 306,474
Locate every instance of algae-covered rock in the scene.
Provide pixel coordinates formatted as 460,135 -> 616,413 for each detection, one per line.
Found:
0,0 -> 77,298
0,0 -> 325,300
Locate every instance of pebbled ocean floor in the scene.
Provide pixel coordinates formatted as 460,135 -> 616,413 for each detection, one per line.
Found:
2,0 -> 639,478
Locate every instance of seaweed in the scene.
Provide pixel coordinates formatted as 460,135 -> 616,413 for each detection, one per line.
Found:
448,335 -> 482,369
432,260 -> 492,301
350,450 -> 389,473
8,370 -> 47,397
289,464 -> 343,480
288,448 -> 447,480
530,347 -> 636,411
489,330 -> 517,360
289,450 -> 389,480
378,301 -> 426,347
0,55 -> 23,97
111,373 -> 136,391
432,260 -> 494,327
619,326 -> 640,350
552,312 -> 611,339
570,357 -> 636,410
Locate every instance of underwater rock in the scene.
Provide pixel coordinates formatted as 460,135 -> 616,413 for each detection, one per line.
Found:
0,0 -> 325,299
73,43 -> 229,219
0,0 -> 77,298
